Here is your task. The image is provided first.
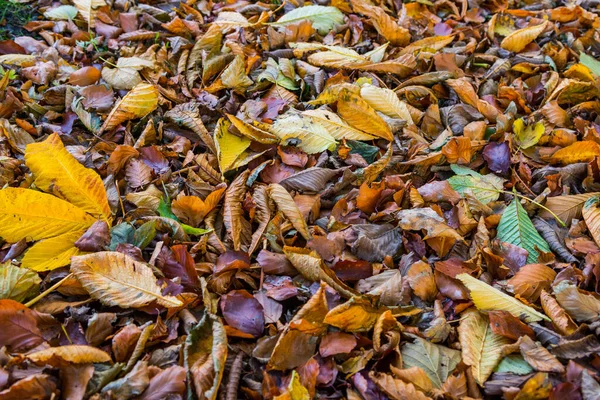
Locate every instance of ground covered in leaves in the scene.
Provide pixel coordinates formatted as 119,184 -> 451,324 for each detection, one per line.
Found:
1,0 -> 600,399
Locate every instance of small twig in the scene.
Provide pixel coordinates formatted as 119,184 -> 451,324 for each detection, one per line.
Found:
25,273 -> 74,308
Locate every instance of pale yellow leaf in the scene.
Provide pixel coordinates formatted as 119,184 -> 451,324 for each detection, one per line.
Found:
359,84 -> 414,124
370,372 -> 431,400
0,54 -> 36,66
73,0 -> 106,27
399,35 -> 454,56
456,273 -> 550,323
458,308 -> 511,385
25,133 -> 111,222
71,251 -> 183,308
582,195 -> 600,248
270,114 -> 337,154
0,188 -> 95,242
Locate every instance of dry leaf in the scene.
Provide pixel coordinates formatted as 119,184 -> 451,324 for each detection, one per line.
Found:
71,251 -> 183,308
100,83 -> 158,133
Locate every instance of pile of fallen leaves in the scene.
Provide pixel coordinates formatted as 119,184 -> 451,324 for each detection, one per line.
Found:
0,0 -> 600,398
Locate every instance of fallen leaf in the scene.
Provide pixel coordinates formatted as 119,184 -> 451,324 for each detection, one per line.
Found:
71,251 -> 183,308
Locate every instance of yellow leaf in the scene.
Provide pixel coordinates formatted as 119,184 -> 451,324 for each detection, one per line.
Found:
458,308 -> 511,385
324,296 -> 384,332
25,133 -> 112,222
24,345 -> 111,367
0,54 -> 36,66
100,83 -> 158,134
71,251 -> 183,308
305,45 -> 369,69
337,89 -> 393,141
268,184 -> 312,240
456,273 -> 550,323
513,118 -> 545,149
359,84 -> 414,124
550,141 -> 600,165
501,22 -> 548,53
21,231 -> 86,271
275,371 -> 310,400
214,118 -> 251,173
0,188 -> 95,242
301,109 -> 377,141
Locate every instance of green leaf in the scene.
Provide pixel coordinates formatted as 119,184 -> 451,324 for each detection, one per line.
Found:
580,53 -> 600,77
497,198 -> 550,264
109,223 -> 135,251
0,262 -> 41,302
269,5 -> 344,35
158,198 -> 179,221
447,165 -> 505,204
346,140 -> 380,164
401,336 -> 461,389
181,224 -> 212,236
495,354 -> 534,375
44,5 -> 78,20
133,220 -> 158,250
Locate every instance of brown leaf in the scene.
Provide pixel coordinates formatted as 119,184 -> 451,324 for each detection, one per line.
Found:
519,336 -> 565,374
283,246 -> 359,298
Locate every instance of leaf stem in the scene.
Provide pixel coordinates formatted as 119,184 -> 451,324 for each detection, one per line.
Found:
25,273 -> 74,308
492,189 -> 565,227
